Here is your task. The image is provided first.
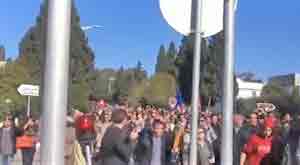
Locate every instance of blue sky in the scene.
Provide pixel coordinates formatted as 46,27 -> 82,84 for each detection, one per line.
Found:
0,0 -> 299,80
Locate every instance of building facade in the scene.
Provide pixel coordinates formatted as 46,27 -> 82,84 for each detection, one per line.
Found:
0,45 -> 5,61
237,78 -> 265,99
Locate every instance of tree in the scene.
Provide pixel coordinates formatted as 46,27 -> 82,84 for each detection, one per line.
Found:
167,42 -> 177,58
176,33 -> 238,106
155,45 -> 167,73
237,85 -> 300,116
155,43 -> 177,76
16,1 -> 96,111
129,73 -> 176,107
166,42 -> 177,76
176,35 -> 216,104
236,98 -> 257,115
0,62 -> 31,116
134,61 -> 147,83
144,73 -> 176,107
261,84 -> 288,98
90,69 -> 117,102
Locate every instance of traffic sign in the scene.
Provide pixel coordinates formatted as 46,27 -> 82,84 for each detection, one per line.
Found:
159,0 -> 224,37
17,84 -> 40,96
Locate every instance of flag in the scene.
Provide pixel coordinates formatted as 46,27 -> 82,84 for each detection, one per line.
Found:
176,88 -> 185,113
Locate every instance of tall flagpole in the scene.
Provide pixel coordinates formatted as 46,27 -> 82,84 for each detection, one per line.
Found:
40,0 -> 72,164
221,0 -> 236,165
189,0 -> 203,164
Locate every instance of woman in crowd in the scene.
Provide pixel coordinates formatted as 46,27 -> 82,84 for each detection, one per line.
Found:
240,117 -> 276,165
197,126 -> 215,165
20,117 -> 38,165
94,109 -> 112,153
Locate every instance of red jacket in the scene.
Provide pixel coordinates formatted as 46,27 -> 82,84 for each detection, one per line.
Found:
243,134 -> 272,165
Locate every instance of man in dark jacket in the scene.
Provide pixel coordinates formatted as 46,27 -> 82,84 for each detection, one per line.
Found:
239,112 -> 260,165
134,119 -> 172,165
233,114 -> 244,165
0,117 -> 20,165
98,109 -> 138,165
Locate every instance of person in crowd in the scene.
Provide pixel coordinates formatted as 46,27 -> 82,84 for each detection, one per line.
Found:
281,113 -> 292,142
240,117 -> 275,165
94,109 -> 112,152
199,116 -> 217,144
211,114 -> 221,138
170,115 -> 188,165
0,115 -> 20,165
258,115 -> 265,127
233,114 -> 245,165
296,135 -> 300,165
134,119 -> 172,165
97,109 -> 139,165
20,117 -> 38,165
210,114 -> 221,165
238,112 -> 260,158
282,116 -> 300,165
136,111 -> 145,129
197,126 -> 215,165
65,113 -> 76,165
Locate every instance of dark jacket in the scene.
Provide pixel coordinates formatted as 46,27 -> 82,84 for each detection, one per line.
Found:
0,126 -> 21,154
134,128 -> 172,165
233,125 -> 260,165
97,125 -> 135,165
281,127 -> 300,165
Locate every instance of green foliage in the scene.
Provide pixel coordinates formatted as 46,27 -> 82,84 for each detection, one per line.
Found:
167,42 -> 177,58
155,45 -> 166,73
14,1 -> 96,112
176,36 -> 216,104
155,43 -> 177,76
144,73 -> 176,106
176,33 -> 238,105
237,86 -> 300,116
113,62 -> 147,103
261,84 -> 288,97
128,73 -> 176,107
236,98 -> 257,115
69,81 -> 90,112
0,63 -> 31,116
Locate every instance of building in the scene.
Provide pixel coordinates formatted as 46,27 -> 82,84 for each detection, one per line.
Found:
237,78 -> 265,99
0,46 -> 6,70
0,45 -> 5,61
269,73 -> 300,95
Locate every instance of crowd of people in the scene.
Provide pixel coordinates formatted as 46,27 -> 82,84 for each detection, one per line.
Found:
1,101 -> 300,165
0,112 -> 39,165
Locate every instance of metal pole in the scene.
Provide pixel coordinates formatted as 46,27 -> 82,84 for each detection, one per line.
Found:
27,96 -> 31,117
189,0 -> 203,164
221,0 -> 236,165
40,0 -> 72,164
85,145 -> 92,165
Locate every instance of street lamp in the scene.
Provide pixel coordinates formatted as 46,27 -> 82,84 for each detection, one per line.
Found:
81,25 -> 103,31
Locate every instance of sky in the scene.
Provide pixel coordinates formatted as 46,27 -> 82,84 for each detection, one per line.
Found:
0,0 -> 299,80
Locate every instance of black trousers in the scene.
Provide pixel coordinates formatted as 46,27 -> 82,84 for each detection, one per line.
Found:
21,147 -> 36,165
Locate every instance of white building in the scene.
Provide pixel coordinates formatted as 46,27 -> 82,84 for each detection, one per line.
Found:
237,78 -> 265,99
